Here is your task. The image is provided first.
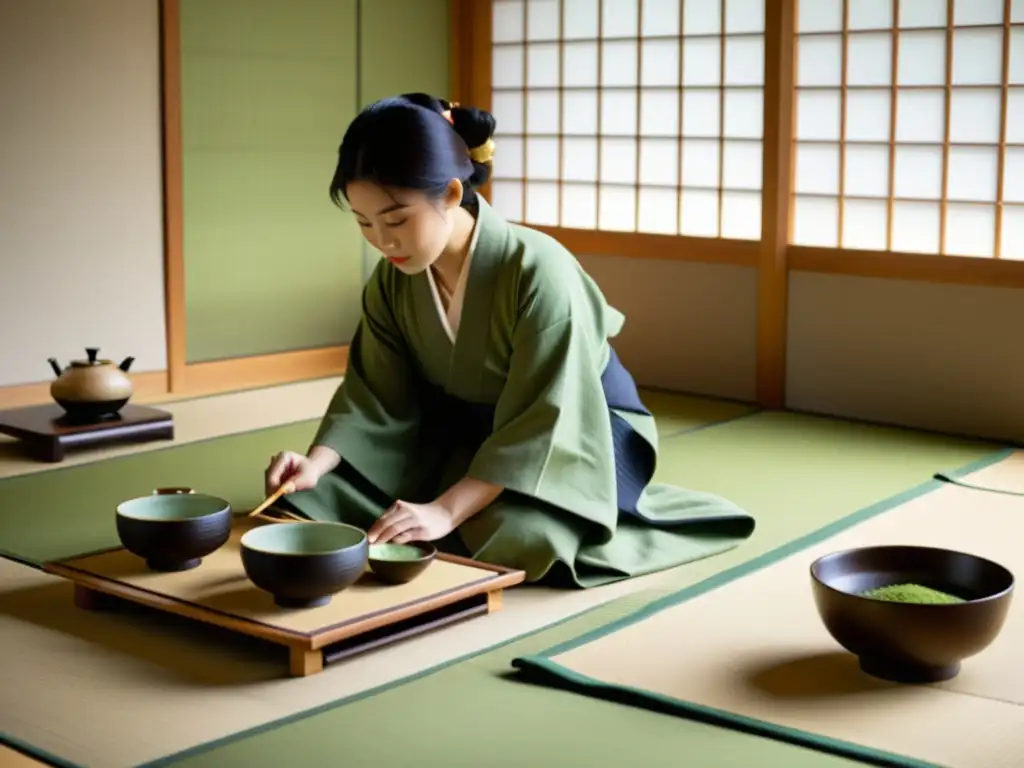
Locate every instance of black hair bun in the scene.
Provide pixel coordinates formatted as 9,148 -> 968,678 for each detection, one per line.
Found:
436,96 -> 496,189
400,93 -> 495,148
447,104 -> 496,153
400,92 -> 496,189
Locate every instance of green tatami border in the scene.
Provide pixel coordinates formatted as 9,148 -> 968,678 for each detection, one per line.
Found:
934,465 -> 1024,497
509,446 -> 1016,768
661,404 -> 761,438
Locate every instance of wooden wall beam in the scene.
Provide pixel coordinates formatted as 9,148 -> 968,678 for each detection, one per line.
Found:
530,227 -> 759,267
789,247 -> 1024,290
756,0 -> 796,409
450,0 -> 493,201
180,346 -> 349,398
159,0 -> 186,393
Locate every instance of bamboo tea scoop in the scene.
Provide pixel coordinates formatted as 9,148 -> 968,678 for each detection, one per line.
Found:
248,481 -> 305,522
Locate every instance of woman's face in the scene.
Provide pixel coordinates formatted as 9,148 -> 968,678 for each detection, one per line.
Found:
347,179 -> 462,274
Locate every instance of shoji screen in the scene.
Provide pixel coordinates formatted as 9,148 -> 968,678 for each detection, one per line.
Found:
488,0 -> 767,241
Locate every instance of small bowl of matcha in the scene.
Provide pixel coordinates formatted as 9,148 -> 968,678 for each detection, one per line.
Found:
810,544 -> 1014,684
367,542 -> 437,584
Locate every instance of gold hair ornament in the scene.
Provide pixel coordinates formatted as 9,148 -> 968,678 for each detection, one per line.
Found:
469,138 -> 495,164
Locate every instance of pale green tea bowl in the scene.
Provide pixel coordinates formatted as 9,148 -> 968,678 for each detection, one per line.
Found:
115,487 -> 232,572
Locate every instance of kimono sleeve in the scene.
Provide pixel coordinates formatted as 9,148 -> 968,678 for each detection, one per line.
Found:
465,269 -> 618,516
311,264 -> 422,493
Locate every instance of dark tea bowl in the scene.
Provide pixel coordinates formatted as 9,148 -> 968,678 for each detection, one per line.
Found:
116,488 -> 232,572
810,544 -> 1014,684
368,542 -> 437,584
240,522 -> 368,609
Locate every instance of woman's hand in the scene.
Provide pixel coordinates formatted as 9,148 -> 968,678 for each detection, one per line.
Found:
265,451 -> 321,495
265,445 -> 341,495
368,501 -> 456,544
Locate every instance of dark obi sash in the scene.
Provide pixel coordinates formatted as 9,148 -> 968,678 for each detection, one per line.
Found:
599,347 -> 657,519
432,346 -> 656,521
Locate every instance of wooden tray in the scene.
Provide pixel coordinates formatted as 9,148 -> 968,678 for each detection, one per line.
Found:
43,518 -> 526,676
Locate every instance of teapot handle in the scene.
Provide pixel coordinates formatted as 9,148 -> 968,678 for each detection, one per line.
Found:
152,487 -> 195,495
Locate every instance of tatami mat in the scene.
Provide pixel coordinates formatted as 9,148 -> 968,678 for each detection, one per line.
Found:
153,413 -> 1000,768
0,409 -> 1001,768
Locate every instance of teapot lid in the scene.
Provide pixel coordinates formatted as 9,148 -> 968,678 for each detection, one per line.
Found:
70,347 -> 110,367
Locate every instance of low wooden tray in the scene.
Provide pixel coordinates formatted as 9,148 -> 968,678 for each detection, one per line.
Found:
0,403 -> 174,462
43,518 -> 526,677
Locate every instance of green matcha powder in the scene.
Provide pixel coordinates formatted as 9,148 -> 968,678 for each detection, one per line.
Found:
860,583 -> 966,605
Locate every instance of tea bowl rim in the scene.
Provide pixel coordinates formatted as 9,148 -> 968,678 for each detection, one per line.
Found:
239,521 -> 368,557
809,543 -> 1015,607
116,492 -> 232,523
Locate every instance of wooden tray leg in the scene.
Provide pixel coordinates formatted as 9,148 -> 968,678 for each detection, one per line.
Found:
289,647 -> 324,677
74,584 -> 103,610
30,435 -> 64,463
487,589 -> 503,612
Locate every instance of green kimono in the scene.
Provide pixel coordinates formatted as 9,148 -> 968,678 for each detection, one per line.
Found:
285,196 -> 755,587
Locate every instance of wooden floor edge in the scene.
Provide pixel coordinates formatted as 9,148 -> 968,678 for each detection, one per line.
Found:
0,346 -> 349,410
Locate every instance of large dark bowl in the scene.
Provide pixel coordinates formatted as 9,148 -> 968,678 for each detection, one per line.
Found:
240,522 -> 368,609
367,542 -> 436,584
811,545 -> 1014,683
116,488 -> 232,572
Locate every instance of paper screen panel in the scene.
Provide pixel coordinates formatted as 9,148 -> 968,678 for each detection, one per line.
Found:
489,0 -> 764,240
1008,89 -> 1024,142
1001,144 -> 1024,260
955,0 -> 1004,26
528,0 -> 560,37
1003,207 -> 1024,260
899,0 -> 948,29
848,0 -> 892,30
1012,27 -> 1024,82
791,1 -> 1023,258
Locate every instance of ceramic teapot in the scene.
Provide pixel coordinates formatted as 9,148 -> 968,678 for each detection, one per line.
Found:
47,347 -> 136,420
